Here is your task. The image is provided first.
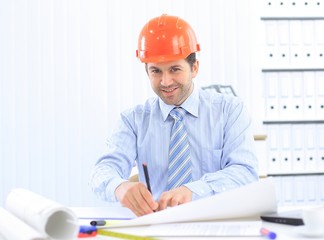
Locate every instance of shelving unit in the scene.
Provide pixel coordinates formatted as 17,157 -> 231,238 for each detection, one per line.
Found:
261,0 -> 324,207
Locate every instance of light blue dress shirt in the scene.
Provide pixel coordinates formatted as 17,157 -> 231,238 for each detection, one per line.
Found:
89,87 -> 258,202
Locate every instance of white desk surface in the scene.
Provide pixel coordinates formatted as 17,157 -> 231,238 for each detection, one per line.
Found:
71,205 -> 322,240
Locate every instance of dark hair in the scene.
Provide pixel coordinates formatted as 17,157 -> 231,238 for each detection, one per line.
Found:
145,52 -> 197,73
185,52 -> 197,71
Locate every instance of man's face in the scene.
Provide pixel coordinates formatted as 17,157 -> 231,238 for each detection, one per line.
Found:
147,59 -> 199,106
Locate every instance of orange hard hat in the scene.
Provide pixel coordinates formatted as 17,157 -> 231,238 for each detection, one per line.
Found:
136,14 -> 201,63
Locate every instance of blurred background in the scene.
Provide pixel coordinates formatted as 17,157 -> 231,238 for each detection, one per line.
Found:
1,0 -> 323,207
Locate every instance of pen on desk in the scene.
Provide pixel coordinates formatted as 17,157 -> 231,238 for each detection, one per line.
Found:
142,163 -> 152,193
89,219 -> 127,227
90,220 -> 106,226
260,227 -> 277,239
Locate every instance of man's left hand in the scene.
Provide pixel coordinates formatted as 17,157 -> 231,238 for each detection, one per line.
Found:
157,186 -> 192,211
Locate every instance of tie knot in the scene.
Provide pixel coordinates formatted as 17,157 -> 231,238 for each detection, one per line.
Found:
170,107 -> 186,121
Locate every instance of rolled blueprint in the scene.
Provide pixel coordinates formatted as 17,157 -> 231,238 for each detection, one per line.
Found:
0,207 -> 45,240
5,188 -> 78,240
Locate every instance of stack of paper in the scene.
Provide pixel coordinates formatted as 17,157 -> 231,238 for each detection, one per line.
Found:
71,178 -> 278,238
107,177 -> 278,228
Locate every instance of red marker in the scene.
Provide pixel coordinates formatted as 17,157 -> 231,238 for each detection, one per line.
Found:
260,227 -> 277,239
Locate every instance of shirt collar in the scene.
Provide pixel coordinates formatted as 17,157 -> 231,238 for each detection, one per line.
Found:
159,85 -> 199,121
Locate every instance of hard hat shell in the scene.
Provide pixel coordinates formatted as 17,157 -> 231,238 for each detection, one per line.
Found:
136,14 -> 201,63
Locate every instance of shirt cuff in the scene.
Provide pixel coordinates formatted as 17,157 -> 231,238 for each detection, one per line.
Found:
105,178 -> 128,202
184,180 -> 214,201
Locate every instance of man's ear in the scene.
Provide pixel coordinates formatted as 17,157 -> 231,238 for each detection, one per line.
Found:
192,60 -> 199,78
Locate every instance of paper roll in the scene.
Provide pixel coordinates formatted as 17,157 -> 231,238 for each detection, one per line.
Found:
0,207 -> 45,240
5,188 -> 79,240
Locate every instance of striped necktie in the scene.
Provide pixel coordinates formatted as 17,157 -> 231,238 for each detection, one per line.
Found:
167,107 -> 192,190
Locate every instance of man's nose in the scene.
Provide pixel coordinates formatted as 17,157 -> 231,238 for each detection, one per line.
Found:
160,72 -> 173,86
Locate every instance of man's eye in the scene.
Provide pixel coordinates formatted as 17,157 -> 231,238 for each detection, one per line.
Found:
170,68 -> 180,72
151,69 -> 161,74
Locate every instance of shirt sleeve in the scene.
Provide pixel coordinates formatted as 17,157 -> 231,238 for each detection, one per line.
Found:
89,111 -> 137,202
185,98 -> 259,201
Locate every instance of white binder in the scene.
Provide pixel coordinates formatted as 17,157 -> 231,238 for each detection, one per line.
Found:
304,124 -> 317,172
305,175 -> 319,205
294,176 -> 306,205
278,72 -> 292,118
267,125 -> 281,174
291,72 -> 304,119
319,175 -> 324,203
317,124 -> 324,172
291,124 -> 305,173
277,20 -> 290,66
289,20 -> 303,65
301,21 -> 315,65
281,176 -> 294,206
264,21 -> 278,66
278,124 -> 292,173
315,20 -> 324,65
315,72 -> 324,118
303,71 -> 316,117
264,72 -> 279,119
272,176 -> 283,205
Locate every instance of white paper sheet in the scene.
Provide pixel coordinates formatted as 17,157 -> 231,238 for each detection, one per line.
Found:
143,221 -> 263,237
108,177 -> 277,228
71,205 -> 136,220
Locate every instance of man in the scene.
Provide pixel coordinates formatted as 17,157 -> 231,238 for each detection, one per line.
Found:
89,14 -> 258,217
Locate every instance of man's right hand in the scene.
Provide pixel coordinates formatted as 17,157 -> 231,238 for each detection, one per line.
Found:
115,181 -> 159,216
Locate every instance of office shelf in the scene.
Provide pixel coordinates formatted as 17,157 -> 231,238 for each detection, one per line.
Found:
261,16 -> 324,20
268,172 -> 324,177
263,120 -> 324,124
260,1 -> 324,207
261,67 -> 324,72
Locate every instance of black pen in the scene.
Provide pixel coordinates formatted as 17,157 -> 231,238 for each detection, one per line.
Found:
142,163 -> 152,193
90,220 -> 106,226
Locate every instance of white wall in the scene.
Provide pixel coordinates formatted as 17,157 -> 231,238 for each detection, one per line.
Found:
0,0 -> 263,207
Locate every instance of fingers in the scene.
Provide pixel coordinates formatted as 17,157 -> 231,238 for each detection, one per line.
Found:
140,186 -> 159,211
158,192 -> 185,210
157,186 -> 192,211
120,194 -> 141,216
115,182 -> 158,216
157,191 -> 170,211
115,183 -> 192,215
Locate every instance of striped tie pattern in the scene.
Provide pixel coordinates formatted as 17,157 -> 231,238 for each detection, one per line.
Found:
167,107 -> 192,190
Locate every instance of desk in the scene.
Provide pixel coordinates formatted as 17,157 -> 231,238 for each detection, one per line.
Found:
71,206 -> 319,240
